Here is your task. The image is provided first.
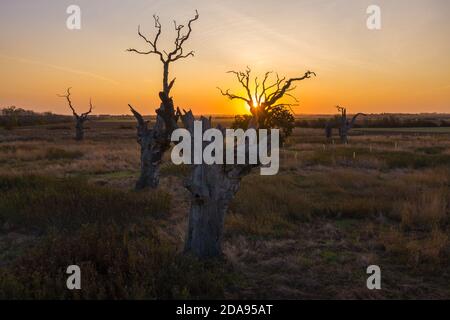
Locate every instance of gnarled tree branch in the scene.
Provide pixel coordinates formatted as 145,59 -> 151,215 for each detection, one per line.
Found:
58,88 -> 93,140
218,68 -> 315,141
127,10 -> 199,95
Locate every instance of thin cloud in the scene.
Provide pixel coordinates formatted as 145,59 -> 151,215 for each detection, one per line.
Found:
0,53 -> 120,85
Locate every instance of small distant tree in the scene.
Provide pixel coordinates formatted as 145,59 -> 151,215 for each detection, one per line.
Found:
219,68 -> 315,144
127,10 -> 199,190
336,106 -> 366,144
58,88 -> 93,141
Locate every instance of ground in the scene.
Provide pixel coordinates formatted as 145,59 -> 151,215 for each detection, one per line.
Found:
0,119 -> 449,299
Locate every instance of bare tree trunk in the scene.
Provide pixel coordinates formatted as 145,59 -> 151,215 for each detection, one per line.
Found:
338,112 -> 366,144
180,113 -> 253,258
184,163 -> 246,257
336,107 -> 366,144
129,98 -> 174,190
339,126 -> 348,144
135,119 -> 162,189
325,122 -> 333,140
163,62 -> 170,95
184,168 -> 229,257
185,202 -> 226,257
75,120 -> 84,141
132,71 -> 178,190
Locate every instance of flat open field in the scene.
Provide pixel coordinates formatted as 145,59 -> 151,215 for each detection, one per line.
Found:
355,127 -> 450,134
1,120 -> 450,299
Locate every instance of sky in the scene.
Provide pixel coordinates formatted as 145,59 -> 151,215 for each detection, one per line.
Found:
0,0 -> 449,115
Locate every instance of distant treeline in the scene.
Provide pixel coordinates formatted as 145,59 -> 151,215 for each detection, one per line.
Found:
296,115 -> 450,129
0,106 -> 73,129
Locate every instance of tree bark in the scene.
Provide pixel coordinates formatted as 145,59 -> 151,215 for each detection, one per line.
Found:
339,126 -> 348,144
163,62 -> 170,95
75,119 -> 85,141
130,95 -> 175,190
135,119 -> 163,189
184,163 -> 246,257
180,113 -> 253,258
185,201 -> 226,257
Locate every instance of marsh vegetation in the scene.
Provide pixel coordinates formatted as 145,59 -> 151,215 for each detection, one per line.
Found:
0,118 -> 449,299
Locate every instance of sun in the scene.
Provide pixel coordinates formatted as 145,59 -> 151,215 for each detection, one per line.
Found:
239,95 -> 264,114
249,95 -> 263,110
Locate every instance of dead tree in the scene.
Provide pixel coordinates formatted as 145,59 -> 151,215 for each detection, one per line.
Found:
177,68 -> 314,258
128,105 -> 163,189
128,96 -> 179,189
178,110 -> 258,258
127,10 -> 199,189
336,106 -> 366,144
58,88 -> 93,141
218,68 -> 315,142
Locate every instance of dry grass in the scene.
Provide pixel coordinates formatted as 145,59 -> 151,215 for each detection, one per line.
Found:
398,189 -> 448,230
381,227 -> 449,267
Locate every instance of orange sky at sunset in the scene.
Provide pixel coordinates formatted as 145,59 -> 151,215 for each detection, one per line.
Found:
1,0 -> 449,115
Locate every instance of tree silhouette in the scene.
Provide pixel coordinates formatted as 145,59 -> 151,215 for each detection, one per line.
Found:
179,68 -> 315,258
178,110 -> 260,258
219,68 -> 315,142
58,88 -> 93,141
336,106 -> 366,144
127,10 -> 199,190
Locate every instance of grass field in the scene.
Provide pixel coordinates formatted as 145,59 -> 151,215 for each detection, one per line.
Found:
0,120 -> 449,299
355,127 -> 450,134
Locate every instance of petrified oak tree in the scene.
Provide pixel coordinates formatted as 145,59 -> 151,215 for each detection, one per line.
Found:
336,106 -> 366,144
127,10 -> 199,190
128,104 -> 165,190
179,68 -> 315,258
179,110 -> 258,258
58,88 -> 93,141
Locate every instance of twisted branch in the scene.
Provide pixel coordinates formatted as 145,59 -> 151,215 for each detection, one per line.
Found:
58,87 -> 77,117
218,69 -> 316,112
58,88 -> 93,119
127,10 -> 199,64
